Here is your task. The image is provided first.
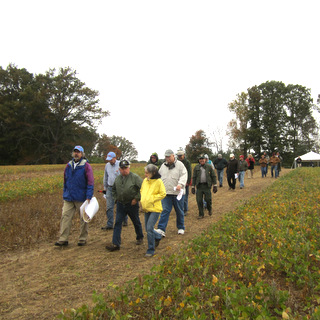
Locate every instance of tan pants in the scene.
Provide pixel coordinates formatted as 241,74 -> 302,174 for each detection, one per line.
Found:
58,200 -> 88,242
247,170 -> 253,179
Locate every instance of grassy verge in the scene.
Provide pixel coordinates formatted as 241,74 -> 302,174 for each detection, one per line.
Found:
0,163 -> 146,202
60,168 -> 320,319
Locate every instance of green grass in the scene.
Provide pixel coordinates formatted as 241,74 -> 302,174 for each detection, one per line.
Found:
0,163 -> 146,202
59,168 -> 320,319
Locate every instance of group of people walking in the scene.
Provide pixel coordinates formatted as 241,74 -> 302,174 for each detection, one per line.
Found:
54,145 -> 283,258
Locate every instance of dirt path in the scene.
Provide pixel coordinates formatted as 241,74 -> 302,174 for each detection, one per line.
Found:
0,169 -> 290,319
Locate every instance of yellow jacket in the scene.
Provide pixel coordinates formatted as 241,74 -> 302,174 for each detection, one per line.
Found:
140,177 -> 166,213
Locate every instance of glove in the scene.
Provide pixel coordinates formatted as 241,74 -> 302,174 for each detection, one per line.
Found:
212,186 -> 218,193
191,187 -> 195,194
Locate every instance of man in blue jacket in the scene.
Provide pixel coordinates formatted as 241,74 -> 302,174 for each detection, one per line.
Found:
55,145 -> 94,247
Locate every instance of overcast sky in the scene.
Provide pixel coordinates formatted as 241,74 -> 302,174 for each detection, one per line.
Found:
1,1 -> 319,161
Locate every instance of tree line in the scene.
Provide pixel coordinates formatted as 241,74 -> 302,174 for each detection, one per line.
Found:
0,65 -> 138,165
1,64 -> 318,166
226,81 -> 319,164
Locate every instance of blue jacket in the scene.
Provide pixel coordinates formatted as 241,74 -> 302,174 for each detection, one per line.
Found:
63,158 -> 94,202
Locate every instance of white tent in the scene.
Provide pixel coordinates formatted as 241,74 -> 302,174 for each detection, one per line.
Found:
293,151 -> 320,168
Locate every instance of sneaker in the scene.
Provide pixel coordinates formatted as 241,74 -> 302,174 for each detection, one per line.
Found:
197,216 -> 204,219
54,241 -> 68,247
145,253 -> 153,258
136,238 -> 143,245
155,238 -> 161,247
106,244 -> 120,251
155,229 -> 166,237
178,229 -> 185,235
77,240 -> 87,246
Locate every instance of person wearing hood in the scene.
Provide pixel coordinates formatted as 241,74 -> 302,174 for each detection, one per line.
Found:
147,152 -> 163,168
140,164 -> 166,257
55,145 -> 94,247
155,149 -> 188,237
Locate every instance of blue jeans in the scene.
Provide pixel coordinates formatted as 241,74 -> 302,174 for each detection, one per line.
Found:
106,186 -> 115,228
271,165 -> 279,178
239,171 -> 245,188
261,167 -> 267,177
157,195 -> 185,232
184,185 -> 189,212
112,202 -> 143,247
217,169 -> 224,186
145,212 -> 161,255
106,186 -> 127,227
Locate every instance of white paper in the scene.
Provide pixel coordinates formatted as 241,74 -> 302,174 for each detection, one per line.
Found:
235,173 -> 238,179
80,200 -> 88,219
80,197 -> 99,222
174,187 -> 184,201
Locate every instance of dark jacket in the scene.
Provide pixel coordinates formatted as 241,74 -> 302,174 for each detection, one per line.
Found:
147,152 -> 163,168
246,157 -> 255,170
63,158 -> 94,202
226,158 -> 239,175
214,157 -> 228,170
239,160 -> 248,171
112,172 -> 143,204
192,163 -> 217,188
181,158 -> 192,185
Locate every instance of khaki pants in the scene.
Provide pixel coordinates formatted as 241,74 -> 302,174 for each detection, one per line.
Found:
247,169 -> 253,179
58,200 -> 88,242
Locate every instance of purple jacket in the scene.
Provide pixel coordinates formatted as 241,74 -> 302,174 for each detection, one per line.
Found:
63,158 -> 94,202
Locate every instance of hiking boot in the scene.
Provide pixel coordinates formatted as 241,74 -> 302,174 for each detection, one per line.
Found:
136,238 -> 143,245
145,253 -> 153,258
77,240 -> 87,246
106,244 -> 120,251
197,216 -> 204,220
101,226 -> 113,230
208,210 -> 212,216
54,241 -> 68,247
122,222 -> 128,227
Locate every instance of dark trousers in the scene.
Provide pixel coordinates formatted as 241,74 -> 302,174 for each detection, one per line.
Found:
112,202 -> 143,247
227,173 -> 236,189
196,183 -> 212,216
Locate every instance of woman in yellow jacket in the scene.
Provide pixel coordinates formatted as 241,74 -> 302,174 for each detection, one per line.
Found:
140,164 -> 166,257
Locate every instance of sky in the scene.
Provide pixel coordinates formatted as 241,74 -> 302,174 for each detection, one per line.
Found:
1,1 -> 320,161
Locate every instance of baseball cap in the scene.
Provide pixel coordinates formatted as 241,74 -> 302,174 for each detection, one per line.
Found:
119,159 -> 130,168
177,150 -> 185,156
74,145 -> 84,152
106,152 -> 116,161
230,154 -> 235,158
164,149 -> 174,157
